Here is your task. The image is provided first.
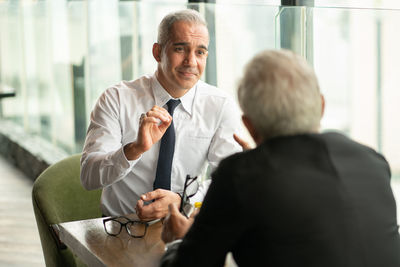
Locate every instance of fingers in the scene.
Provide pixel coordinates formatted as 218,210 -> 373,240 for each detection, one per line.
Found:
135,106 -> 173,152
136,200 -> 168,221
162,203 -> 193,243
135,199 -> 145,219
233,133 -> 252,150
136,199 -> 144,209
136,199 -> 156,221
145,106 -> 172,125
189,207 -> 200,219
136,190 -> 181,220
162,203 -> 180,243
136,190 -> 168,220
168,202 -> 180,215
141,188 -> 166,202
140,115 -> 161,126
138,106 -> 172,131
141,189 -> 180,203
161,211 -> 173,243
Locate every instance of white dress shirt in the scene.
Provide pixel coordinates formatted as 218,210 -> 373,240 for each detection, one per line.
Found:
80,74 -> 243,216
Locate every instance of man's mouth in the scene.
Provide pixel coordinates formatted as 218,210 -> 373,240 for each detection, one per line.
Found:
177,69 -> 198,77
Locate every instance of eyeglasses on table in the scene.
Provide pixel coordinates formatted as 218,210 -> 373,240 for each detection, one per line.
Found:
103,216 -> 160,238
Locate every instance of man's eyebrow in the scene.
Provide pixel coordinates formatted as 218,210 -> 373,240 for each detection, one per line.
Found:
173,42 -> 188,46
173,42 -> 208,51
198,45 -> 208,51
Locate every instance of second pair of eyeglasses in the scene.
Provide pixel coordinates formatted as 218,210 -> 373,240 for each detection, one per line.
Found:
103,174 -> 199,237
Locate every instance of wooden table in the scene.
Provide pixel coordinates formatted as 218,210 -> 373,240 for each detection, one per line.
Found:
53,215 -> 165,267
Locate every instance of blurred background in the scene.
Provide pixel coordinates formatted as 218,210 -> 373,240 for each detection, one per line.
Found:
1,0 -> 400,265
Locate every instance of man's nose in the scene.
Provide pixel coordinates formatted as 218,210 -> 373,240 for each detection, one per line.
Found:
184,51 -> 196,66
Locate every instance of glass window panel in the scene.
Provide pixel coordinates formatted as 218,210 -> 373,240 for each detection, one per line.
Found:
214,4 -> 279,98
48,0 -> 76,153
20,2 -> 47,136
311,6 -> 400,178
68,0 -> 88,152
0,1 -> 24,126
1,2 -> 400,209
314,0 -> 400,9
86,0 -> 122,111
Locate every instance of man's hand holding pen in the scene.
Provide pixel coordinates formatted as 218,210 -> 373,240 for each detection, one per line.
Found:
135,189 -> 181,221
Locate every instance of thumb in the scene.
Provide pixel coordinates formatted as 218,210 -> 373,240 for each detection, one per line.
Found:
189,208 -> 199,220
168,202 -> 180,215
141,189 -> 164,201
158,117 -> 172,133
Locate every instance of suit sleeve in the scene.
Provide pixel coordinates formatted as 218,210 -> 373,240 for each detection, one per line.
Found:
160,158 -> 245,267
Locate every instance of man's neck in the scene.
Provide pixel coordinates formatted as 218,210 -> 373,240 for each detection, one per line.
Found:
155,71 -> 191,98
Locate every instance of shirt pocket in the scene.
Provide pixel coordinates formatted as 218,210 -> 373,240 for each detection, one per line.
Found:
176,130 -> 214,175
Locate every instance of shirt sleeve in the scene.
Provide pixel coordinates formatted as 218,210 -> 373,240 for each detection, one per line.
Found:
80,87 -> 140,190
160,158 -> 245,267
207,96 -> 243,173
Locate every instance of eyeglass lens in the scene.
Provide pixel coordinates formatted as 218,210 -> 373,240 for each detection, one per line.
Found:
127,221 -> 147,237
104,217 -> 147,238
185,178 -> 199,198
104,219 -> 122,236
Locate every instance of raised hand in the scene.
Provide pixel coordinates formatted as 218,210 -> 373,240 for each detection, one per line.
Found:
124,106 -> 172,160
233,133 -> 253,150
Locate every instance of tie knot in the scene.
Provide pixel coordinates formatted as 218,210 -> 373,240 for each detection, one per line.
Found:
166,99 -> 181,115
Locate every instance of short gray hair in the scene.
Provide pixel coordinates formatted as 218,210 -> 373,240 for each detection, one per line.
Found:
157,9 -> 208,47
238,49 -> 322,140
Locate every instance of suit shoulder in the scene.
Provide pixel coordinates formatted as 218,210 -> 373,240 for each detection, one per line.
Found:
320,131 -> 384,156
317,131 -> 390,172
215,147 -> 263,178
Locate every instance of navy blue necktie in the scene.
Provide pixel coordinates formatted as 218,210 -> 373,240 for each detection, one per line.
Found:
154,99 -> 181,190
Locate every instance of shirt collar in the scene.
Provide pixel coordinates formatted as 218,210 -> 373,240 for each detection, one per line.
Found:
151,73 -> 196,116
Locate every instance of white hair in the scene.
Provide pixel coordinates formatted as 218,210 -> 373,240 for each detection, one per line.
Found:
238,49 -> 322,140
157,9 -> 208,47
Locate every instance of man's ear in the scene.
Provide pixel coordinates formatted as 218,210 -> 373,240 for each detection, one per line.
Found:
320,94 -> 325,119
152,43 -> 162,62
242,115 -> 262,145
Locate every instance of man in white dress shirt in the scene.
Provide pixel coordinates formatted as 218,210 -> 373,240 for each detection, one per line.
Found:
80,9 -> 243,220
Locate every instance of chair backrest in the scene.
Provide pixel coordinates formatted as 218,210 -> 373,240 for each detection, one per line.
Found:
32,154 -> 102,267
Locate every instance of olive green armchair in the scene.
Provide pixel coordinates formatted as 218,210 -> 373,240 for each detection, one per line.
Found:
32,154 -> 102,267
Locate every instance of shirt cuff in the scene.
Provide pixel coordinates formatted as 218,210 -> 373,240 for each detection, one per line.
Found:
113,146 -> 142,172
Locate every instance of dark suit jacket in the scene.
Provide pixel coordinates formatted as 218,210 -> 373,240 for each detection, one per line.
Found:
161,132 -> 400,267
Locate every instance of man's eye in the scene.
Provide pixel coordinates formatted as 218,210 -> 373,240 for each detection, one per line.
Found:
197,50 -> 207,56
174,47 -> 184,52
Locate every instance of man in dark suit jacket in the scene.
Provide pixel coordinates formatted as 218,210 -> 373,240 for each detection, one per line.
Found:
160,49 -> 400,267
